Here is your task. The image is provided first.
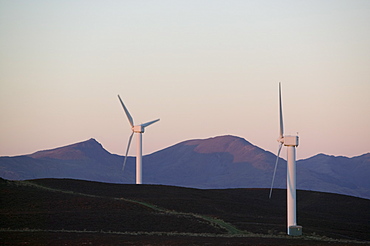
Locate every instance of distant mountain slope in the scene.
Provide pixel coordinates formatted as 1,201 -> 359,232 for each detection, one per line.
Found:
0,139 -> 131,183
0,135 -> 369,199
297,153 -> 370,199
142,136 -> 370,199
143,135 -> 282,188
29,138 -> 111,160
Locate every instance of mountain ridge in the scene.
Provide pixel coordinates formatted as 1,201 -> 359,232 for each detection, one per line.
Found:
0,135 -> 369,199
28,138 -> 112,160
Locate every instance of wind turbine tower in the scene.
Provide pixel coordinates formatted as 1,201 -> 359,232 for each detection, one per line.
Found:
118,95 -> 159,184
269,83 -> 302,236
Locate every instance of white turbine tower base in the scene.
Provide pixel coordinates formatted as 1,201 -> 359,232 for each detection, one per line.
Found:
285,137 -> 302,236
136,132 -> 142,184
269,83 -> 302,236
118,95 -> 159,185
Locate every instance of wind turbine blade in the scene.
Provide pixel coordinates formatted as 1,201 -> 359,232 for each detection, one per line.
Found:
269,143 -> 283,199
279,82 -> 284,139
118,95 -> 134,127
122,132 -> 134,172
141,118 -> 160,128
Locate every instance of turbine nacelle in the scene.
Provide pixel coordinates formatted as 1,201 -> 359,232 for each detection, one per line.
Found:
277,136 -> 299,147
283,136 -> 299,147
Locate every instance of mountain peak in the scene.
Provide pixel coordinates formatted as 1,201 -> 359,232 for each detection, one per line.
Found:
182,135 -> 273,168
29,138 -> 110,160
187,135 -> 251,154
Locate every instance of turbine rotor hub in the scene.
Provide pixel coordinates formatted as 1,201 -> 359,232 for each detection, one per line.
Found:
133,125 -> 144,133
277,137 -> 284,144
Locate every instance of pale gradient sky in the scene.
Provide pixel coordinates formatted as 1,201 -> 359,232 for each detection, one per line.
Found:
1,0 -> 369,160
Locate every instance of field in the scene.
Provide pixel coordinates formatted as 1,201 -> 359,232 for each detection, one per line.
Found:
1,178 -> 369,245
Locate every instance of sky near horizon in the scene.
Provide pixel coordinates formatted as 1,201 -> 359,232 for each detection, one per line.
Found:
0,0 -> 369,160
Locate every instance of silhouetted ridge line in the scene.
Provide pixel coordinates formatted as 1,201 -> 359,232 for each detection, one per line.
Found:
28,138 -> 111,160
0,135 -> 369,199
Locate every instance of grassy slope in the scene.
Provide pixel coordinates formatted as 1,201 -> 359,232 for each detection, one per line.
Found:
0,179 -> 225,234
1,178 -> 369,245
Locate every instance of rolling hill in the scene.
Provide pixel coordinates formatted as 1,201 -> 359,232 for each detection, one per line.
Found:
1,178 -> 369,245
0,135 -> 369,199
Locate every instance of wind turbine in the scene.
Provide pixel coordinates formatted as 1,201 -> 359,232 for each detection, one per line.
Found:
118,95 -> 159,184
269,83 -> 302,236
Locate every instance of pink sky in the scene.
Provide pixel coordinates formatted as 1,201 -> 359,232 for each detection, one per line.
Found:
1,1 -> 369,160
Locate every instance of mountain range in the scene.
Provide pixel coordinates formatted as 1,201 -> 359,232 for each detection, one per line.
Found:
1,135 -> 369,199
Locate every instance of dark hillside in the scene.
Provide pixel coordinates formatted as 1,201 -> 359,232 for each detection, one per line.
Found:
4,178 -> 369,243
0,179 -> 224,235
